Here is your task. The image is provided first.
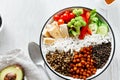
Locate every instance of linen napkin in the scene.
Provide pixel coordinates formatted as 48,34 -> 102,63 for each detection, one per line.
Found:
0,49 -> 42,80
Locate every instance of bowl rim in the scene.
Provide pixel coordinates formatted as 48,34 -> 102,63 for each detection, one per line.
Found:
0,15 -> 3,32
39,6 -> 116,80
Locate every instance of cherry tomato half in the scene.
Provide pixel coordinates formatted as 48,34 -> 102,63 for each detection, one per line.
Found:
69,12 -> 75,20
63,13 -> 69,22
54,14 -> 60,21
65,10 -> 70,14
58,19 -> 64,25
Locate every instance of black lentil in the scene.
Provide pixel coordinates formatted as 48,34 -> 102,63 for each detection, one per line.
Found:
92,42 -> 111,69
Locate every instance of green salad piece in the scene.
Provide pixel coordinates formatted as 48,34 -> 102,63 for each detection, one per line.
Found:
67,15 -> 86,37
89,9 -> 109,35
97,23 -> 108,36
73,8 -> 83,16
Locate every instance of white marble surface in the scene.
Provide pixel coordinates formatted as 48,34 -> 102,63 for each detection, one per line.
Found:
0,0 -> 120,80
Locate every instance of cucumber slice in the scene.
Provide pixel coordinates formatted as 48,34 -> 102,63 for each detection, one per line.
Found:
89,23 -> 98,34
97,24 -> 108,36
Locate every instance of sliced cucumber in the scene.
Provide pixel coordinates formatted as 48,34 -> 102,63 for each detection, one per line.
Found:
89,23 -> 98,34
97,23 -> 108,36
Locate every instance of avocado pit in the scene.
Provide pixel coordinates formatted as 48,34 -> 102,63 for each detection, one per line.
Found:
4,73 -> 16,80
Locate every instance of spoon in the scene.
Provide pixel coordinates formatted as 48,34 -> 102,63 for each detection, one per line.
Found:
28,42 -> 51,80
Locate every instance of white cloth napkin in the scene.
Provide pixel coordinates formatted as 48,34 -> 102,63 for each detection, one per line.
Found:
0,49 -> 42,80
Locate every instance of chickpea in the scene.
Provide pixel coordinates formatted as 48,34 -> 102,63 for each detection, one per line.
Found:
86,64 -> 90,68
87,58 -> 91,62
89,46 -> 93,49
87,70 -> 91,74
74,55 -> 79,59
86,47 -> 90,51
93,68 -> 97,71
87,55 -> 91,58
80,76 -> 83,79
83,71 -> 86,76
77,63 -> 82,67
91,59 -> 94,63
70,46 -> 97,79
81,60 -> 85,65
83,50 -> 87,53
83,76 -> 87,80
84,54 -> 88,57
72,75 -> 76,78
76,69 -> 80,74
76,58 -> 80,62
70,63 -> 74,67
73,59 -> 76,63
86,51 -> 90,54
80,48 -> 84,52
74,51 -> 78,55
90,50 -> 92,53
70,69 -> 74,73
80,69 -> 84,72
79,54 -> 83,58
73,66 -> 77,71
92,70 -> 96,74
86,73 -> 90,77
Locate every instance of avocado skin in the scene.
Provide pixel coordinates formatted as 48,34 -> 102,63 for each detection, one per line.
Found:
0,64 -> 24,80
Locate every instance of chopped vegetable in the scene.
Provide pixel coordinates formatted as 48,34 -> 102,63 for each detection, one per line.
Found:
67,16 -> 86,37
52,8 -> 109,40
69,29 -> 80,36
54,14 -> 60,21
58,19 -> 64,25
53,10 -> 75,24
69,12 -> 75,20
62,13 -> 70,23
71,19 -> 76,24
97,23 -> 108,36
81,9 -> 90,23
69,46 -> 97,79
79,26 -> 87,39
73,8 -> 83,16
89,9 -> 109,36
79,26 -> 92,39
89,23 -> 98,34
90,9 -> 97,18
59,24 -> 69,38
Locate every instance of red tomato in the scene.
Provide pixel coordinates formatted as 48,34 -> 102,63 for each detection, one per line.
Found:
54,14 -> 60,21
58,19 -> 64,25
69,12 -> 75,19
65,10 -> 70,14
63,13 -> 70,23
63,13 -> 69,21
60,15 -> 64,19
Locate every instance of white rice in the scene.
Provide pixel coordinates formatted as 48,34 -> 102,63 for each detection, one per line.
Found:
41,32 -> 112,54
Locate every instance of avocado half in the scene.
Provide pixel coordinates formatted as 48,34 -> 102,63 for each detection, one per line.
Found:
0,64 -> 24,80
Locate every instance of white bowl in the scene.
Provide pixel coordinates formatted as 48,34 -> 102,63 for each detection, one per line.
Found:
40,7 -> 115,80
